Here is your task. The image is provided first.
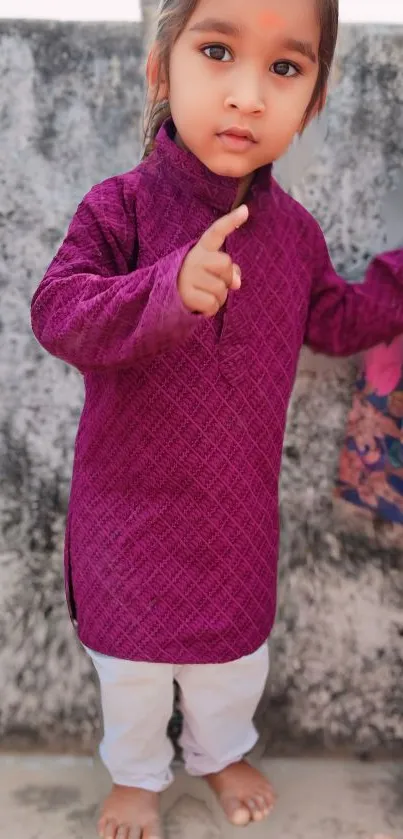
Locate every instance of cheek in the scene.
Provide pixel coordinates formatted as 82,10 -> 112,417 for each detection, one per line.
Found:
272,93 -> 305,124
170,57 -> 200,104
272,82 -> 314,119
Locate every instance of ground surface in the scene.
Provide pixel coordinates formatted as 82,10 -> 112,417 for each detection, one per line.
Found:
3,754 -> 402,838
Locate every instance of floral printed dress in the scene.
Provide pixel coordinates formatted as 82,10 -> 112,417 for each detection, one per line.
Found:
336,336 -> 403,525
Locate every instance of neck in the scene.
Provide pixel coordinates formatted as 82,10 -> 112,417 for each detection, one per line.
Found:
232,173 -> 254,210
174,129 -> 255,211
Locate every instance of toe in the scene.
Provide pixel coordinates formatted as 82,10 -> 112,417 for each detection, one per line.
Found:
116,826 -> 131,839
103,819 -> 119,839
264,788 -> 276,810
255,794 -> 272,816
247,799 -> 265,822
222,797 -> 251,827
142,821 -> 163,839
258,783 -> 275,806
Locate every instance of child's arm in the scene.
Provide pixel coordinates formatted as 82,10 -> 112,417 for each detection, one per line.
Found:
31,177 -> 201,372
305,222 -> 403,356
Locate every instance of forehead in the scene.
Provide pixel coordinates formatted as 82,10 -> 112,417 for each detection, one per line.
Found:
187,0 -> 320,44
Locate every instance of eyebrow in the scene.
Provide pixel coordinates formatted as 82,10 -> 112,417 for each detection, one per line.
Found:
188,18 -> 317,64
281,38 -> 317,64
189,18 -> 241,38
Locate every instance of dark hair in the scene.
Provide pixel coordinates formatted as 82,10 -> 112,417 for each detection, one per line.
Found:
143,0 -> 339,156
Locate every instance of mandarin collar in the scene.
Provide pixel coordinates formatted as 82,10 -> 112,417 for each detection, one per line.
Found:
152,118 -> 272,215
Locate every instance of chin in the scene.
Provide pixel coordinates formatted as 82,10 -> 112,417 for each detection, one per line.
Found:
202,154 -> 255,179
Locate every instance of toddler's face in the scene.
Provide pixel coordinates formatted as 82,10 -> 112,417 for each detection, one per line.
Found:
165,0 -> 322,178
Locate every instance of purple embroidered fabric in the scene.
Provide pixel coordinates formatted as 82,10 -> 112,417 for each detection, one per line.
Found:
31,120 -> 403,663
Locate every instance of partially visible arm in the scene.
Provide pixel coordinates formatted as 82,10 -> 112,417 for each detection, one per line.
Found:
31,178 -> 200,373
305,222 -> 403,356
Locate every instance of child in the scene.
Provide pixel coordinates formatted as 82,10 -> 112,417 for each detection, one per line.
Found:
31,0 -> 403,837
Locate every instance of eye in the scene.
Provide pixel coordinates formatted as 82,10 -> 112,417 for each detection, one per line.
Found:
202,44 -> 232,62
271,61 -> 299,77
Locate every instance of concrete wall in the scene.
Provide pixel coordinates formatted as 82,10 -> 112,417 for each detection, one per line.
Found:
0,17 -> 402,755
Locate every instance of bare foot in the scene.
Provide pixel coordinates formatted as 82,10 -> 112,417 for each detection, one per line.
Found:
98,785 -> 163,839
206,760 -> 275,827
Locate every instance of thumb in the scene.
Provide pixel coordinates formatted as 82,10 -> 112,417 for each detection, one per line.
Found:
200,204 -> 249,252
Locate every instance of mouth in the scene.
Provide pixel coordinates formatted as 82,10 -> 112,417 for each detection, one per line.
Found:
217,127 -> 257,152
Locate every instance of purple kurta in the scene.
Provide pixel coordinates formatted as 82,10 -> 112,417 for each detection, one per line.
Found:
31,119 -> 403,663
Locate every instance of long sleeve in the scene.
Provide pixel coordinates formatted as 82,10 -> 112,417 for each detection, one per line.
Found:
31,178 -> 200,372
305,222 -> 403,356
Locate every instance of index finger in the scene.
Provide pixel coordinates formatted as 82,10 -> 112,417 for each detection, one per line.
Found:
200,204 -> 249,252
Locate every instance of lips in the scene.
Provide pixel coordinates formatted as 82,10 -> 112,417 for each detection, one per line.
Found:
217,127 -> 257,153
220,127 -> 256,142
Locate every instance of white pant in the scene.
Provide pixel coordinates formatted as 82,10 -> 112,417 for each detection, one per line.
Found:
86,643 -> 269,792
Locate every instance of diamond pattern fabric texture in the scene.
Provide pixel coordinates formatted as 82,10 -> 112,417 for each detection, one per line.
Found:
31,119 -> 403,664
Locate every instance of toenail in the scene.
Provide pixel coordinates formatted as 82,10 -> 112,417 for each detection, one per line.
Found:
255,796 -> 266,810
231,809 -> 250,826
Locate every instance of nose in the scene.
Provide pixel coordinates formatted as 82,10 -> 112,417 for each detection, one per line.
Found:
224,67 -> 265,115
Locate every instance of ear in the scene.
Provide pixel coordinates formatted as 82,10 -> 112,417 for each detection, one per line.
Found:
146,46 -> 169,100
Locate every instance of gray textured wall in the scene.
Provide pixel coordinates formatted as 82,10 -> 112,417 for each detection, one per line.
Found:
0,18 -> 402,755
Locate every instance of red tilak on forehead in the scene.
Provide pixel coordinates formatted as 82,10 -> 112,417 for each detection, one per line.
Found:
257,10 -> 286,29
